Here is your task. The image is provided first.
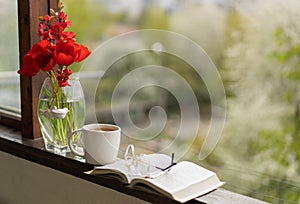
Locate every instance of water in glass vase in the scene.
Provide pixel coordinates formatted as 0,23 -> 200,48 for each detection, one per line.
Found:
38,77 -> 86,155
38,99 -> 85,154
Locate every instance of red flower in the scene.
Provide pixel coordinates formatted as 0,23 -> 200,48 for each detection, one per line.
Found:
74,43 -> 91,62
50,22 -> 65,39
56,68 -> 73,87
55,41 -> 91,66
35,48 -> 55,71
17,54 -> 40,76
38,22 -> 49,40
17,40 -> 56,76
44,14 -> 55,22
55,41 -> 77,66
60,31 -> 76,41
59,11 -> 72,28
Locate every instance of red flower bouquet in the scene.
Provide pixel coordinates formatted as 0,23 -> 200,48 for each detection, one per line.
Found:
18,2 -> 90,86
18,2 -> 91,153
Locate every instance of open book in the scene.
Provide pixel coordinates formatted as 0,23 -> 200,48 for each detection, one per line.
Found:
85,154 -> 224,203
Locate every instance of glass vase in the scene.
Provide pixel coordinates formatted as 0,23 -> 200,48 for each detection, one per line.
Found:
38,76 -> 85,155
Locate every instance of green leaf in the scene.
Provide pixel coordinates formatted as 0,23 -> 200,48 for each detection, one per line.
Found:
43,86 -> 52,100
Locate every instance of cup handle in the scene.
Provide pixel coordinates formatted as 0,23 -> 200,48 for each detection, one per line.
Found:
68,128 -> 84,157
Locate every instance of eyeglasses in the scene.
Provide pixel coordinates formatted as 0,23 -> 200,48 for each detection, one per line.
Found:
124,144 -> 177,179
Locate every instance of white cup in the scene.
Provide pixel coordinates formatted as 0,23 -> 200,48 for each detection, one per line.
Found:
68,123 -> 121,165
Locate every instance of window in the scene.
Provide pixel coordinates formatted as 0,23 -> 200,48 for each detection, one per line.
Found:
62,0 -> 300,203
0,0 -> 20,126
0,0 -> 20,112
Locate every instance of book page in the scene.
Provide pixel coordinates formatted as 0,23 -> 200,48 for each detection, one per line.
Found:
87,153 -> 172,183
130,161 -> 224,203
148,161 -> 215,192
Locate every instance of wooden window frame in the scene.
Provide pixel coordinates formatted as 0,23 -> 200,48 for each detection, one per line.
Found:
0,0 -> 59,138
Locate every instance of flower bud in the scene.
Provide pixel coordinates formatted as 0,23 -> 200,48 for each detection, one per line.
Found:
58,2 -> 62,10
39,15 -> 44,21
58,2 -> 61,10
50,9 -> 58,16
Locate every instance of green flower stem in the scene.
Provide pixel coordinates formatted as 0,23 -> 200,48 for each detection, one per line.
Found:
44,72 -> 71,146
47,71 -> 60,109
